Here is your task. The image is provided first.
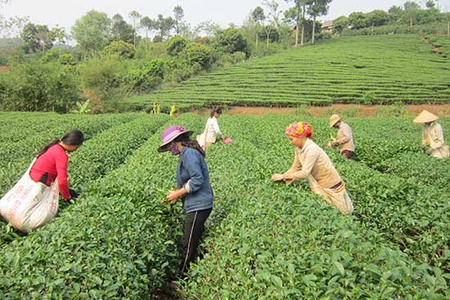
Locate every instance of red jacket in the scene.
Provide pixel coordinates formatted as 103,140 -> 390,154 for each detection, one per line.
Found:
29,144 -> 71,200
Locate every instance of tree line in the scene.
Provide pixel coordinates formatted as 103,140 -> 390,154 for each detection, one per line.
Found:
0,0 -> 448,113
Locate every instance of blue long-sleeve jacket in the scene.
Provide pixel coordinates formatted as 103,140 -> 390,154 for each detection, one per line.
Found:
177,147 -> 214,213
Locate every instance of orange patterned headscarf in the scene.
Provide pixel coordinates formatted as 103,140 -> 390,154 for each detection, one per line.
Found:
285,121 -> 313,139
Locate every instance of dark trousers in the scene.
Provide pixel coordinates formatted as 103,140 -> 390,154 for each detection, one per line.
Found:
180,208 -> 212,275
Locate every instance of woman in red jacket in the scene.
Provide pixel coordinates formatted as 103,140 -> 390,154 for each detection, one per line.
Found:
29,129 -> 84,201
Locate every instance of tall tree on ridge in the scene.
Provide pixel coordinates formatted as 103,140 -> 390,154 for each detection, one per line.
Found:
128,10 -> 141,48
306,0 -> 332,44
284,0 -> 303,46
251,6 -> 265,48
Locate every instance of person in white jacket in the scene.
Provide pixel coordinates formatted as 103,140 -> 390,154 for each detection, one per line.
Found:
197,107 -> 223,149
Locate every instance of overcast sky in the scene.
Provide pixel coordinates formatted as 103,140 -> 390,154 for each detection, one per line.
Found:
2,0 -> 449,33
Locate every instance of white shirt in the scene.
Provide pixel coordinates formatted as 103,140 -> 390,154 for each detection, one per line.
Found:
205,117 -> 222,143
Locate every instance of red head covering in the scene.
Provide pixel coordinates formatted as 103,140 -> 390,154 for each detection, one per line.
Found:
285,121 -> 313,139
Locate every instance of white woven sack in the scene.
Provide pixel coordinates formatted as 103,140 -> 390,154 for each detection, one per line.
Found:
196,131 -> 206,149
0,159 -> 59,232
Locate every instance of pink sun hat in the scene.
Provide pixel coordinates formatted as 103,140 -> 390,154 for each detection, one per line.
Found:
157,125 -> 193,152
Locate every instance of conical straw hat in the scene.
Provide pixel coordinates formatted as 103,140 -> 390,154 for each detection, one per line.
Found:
329,114 -> 341,127
413,110 -> 438,124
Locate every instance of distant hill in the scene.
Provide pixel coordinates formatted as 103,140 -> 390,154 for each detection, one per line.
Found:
126,34 -> 450,109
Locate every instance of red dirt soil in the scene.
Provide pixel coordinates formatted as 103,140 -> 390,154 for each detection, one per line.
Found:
220,104 -> 450,117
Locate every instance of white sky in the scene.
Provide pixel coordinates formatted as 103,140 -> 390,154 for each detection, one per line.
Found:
2,0 -> 449,33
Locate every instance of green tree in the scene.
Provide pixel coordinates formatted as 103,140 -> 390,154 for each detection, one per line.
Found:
71,10 -> 111,59
332,15 -> 349,34
2,61 -> 81,112
140,16 -> 155,47
214,28 -> 249,56
262,0 -> 281,47
79,58 -> 127,113
173,5 -> 189,35
283,2 -> 302,46
166,35 -> 189,56
404,1 -> 420,26
388,5 -> 403,24
153,14 -> 175,40
183,43 -> 212,69
111,14 -> 135,44
425,1 -> 436,9
252,6 -> 265,47
103,40 -> 135,59
285,0 -> 308,46
348,12 -> 367,29
128,10 -> 141,48
417,7 -> 442,24
306,0 -> 332,44
21,23 -> 54,53
194,21 -> 222,36
366,10 -> 389,27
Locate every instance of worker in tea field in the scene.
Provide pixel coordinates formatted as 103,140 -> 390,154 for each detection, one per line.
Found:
158,125 -> 214,279
413,110 -> 449,159
197,106 -> 224,149
327,114 -> 355,159
0,129 -> 83,232
29,129 -> 83,200
271,121 -> 354,214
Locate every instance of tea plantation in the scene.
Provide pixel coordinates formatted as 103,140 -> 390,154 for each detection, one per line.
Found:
127,34 -> 450,109
0,112 -> 449,299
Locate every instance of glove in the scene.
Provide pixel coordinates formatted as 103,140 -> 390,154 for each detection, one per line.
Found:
69,189 -> 79,200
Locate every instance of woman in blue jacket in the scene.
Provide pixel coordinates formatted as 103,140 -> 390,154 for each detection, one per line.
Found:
158,125 -> 214,277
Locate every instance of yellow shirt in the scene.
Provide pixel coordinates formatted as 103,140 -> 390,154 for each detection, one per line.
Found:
282,139 -> 343,189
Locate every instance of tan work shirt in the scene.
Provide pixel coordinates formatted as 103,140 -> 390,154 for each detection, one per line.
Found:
282,139 -> 343,189
332,122 -> 355,152
422,122 -> 449,159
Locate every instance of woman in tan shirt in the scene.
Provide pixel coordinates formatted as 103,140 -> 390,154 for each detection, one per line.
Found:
413,110 -> 449,159
272,121 -> 354,214
327,114 -> 355,159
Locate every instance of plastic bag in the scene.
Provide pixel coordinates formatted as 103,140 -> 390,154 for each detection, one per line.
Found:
0,159 -> 59,232
196,131 -> 207,149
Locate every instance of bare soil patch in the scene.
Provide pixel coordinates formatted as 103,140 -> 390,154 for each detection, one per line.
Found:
210,104 -> 450,117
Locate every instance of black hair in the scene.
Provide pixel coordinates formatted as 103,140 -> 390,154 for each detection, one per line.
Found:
210,106 -> 222,118
173,133 -> 206,157
37,129 -> 84,157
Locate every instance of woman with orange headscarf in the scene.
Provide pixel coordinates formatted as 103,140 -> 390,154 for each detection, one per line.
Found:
271,121 -> 353,214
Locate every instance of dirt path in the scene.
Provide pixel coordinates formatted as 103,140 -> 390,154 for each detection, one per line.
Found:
209,104 -> 450,117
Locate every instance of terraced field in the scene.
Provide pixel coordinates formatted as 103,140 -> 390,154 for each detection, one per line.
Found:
0,112 -> 449,299
127,34 -> 450,110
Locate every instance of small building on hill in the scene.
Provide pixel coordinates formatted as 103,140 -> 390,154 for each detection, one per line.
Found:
322,20 -> 333,33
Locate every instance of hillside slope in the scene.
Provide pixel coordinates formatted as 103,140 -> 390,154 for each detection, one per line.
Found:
128,34 -> 450,109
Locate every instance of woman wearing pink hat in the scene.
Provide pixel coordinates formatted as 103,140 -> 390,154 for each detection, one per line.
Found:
271,121 -> 353,214
158,125 -> 214,279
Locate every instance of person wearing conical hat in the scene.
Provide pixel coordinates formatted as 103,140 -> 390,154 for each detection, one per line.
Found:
327,114 -> 356,159
271,121 -> 354,215
413,110 -> 449,159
